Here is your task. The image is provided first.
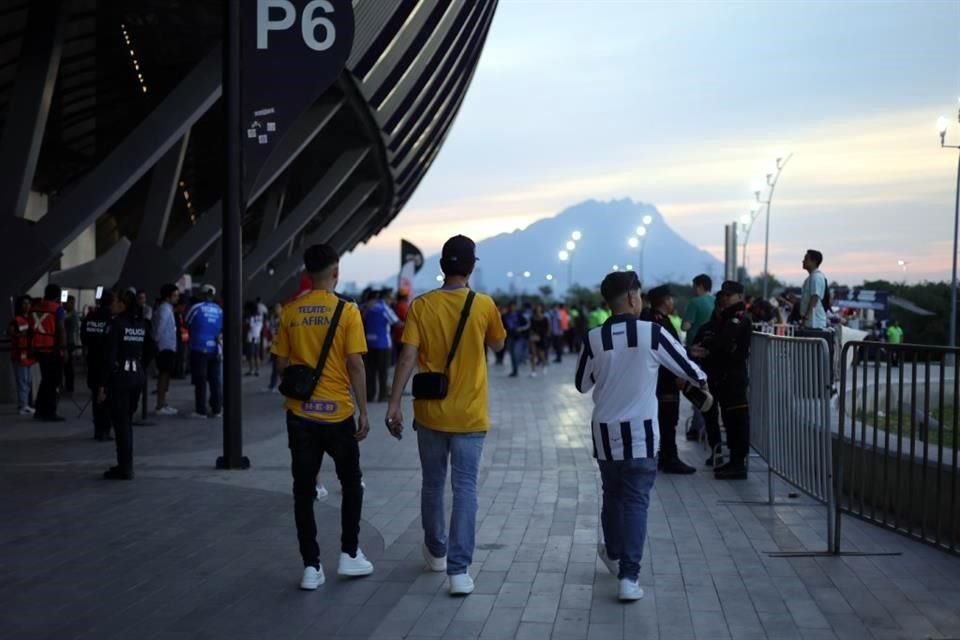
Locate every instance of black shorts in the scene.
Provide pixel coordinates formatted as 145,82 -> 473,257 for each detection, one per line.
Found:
156,350 -> 176,375
245,340 -> 261,359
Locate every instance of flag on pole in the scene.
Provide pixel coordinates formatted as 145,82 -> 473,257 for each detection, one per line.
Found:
398,240 -> 424,297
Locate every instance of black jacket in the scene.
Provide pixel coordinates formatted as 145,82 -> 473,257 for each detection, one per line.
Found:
105,314 -> 149,389
641,308 -> 680,399
82,308 -> 113,389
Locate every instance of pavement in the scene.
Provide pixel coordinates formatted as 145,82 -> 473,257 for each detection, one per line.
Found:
2,357 -> 960,640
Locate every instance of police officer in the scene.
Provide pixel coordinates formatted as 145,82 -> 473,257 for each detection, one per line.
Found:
689,291 -> 728,465
641,285 -> 697,474
690,281 -> 752,480
83,291 -> 115,441
101,290 -> 148,480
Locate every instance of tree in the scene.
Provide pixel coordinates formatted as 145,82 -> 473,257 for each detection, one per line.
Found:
538,285 -> 553,301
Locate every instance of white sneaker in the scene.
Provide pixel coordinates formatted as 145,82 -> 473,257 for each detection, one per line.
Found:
18,408 -> 33,416
300,565 -> 325,590
191,412 -> 208,420
618,578 -> 644,601
315,484 -> 328,501
157,406 -> 178,416
449,573 -> 475,596
423,544 -> 447,572
529,371 -> 538,378
597,544 -> 619,577
338,549 -> 374,577
23,406 -> 35,414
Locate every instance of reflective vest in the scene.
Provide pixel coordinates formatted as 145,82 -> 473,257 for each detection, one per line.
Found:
29,300 -> 60,353
8,315 -> 35,365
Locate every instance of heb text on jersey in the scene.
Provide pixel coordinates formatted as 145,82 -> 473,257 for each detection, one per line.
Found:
302,400 -> 338,415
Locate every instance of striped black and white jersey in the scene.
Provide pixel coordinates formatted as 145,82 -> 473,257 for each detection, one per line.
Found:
575,314 -> 707,461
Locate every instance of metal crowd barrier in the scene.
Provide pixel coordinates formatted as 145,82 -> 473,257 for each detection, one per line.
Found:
749,332 -> 837,553
836,342 -> 959,554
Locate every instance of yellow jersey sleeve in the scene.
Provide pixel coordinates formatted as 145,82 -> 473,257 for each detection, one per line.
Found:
271,307 -> 290,358
344,304 -> 367,355
484,297 -> 507,344
401,298 -> 422,347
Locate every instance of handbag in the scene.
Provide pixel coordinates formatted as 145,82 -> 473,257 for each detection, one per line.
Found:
279,300 -> 345,402
412,291 -> 476,400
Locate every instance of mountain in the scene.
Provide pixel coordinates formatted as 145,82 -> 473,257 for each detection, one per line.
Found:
409,198 -> 723,295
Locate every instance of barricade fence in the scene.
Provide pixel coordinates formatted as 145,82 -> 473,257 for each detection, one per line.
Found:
836,342 -> 959,554
749,333 -> 836,552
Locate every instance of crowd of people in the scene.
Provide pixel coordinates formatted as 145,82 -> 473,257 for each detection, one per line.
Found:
7,240 -> 838,604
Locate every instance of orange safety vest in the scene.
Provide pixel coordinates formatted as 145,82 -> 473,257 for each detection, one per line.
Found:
8,315 -> 36,365
29,300 -> 60,353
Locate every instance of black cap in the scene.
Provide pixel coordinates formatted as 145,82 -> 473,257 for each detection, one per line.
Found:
600,271 -> 641,303
440,235 -> 477,276
647,285 -> 672,306
303,244 -> 339,272
720,280 -> 745,295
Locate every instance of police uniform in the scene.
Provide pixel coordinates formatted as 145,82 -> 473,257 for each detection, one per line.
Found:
702,281 -> 753,480
103,311 -> 148,480
82,304 -> 114,441
640,285 -> 696,474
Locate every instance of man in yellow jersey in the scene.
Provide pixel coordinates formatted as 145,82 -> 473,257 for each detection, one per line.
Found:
386,235 -> 506,597
272,244 -> 373,591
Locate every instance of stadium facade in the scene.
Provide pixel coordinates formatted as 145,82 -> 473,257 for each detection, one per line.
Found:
0,0 -> 498,310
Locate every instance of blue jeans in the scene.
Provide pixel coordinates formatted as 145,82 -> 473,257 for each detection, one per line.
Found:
13,364 -> 31,410
598,457 -> 657,581
416,424 -> 485,575
509,337 -> 528,375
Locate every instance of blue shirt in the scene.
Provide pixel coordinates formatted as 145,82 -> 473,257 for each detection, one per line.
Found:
185,301 -> 223,354
362,300 -> 398,350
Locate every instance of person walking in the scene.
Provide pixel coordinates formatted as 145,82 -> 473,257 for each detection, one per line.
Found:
362,289 -> 399,402
8,295 -> 36,415
641,285 -> 697,474
530,304 -> 550,377
508,304 -> 531,378
153,284 -> 180,415
575,271 -> 707,601
185,285 -> 224,419
83,292 -> 116,441
101,290 -> 148,480
386,235 -> 506,597
30,284 -> 67,422
244,301 -> 264,377
273,243 -> 373,590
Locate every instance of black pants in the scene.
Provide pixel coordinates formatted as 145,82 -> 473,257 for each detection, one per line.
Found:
92,391 -> 112,439
36,352 -> 63,418
657,398 -> 681,460
287,412 -> 363,568
109,378 -> 141,473
63,351 -> 75,393
365,348 -> 389,402
190,351 -> 222,415
703,393 -> 751,465
552,336 -> 564,362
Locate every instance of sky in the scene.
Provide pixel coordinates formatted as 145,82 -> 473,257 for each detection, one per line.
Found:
342,0 -> 960,287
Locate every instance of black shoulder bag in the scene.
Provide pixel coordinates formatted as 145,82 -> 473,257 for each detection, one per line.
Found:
412,291 -> 476,400
279,300 -> 346,402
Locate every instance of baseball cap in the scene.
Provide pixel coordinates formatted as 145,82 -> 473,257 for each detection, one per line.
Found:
440,235 -> 477,275
303,244 -> 339,273
647,284 -> 673,306
201,284 -> 217,296
600,271 -> 642,303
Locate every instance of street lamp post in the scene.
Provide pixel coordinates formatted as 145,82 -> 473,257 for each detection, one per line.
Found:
939,102 -> 960,349
628,215 -> 653,282
753,154 -> 792,299
559,231 -> 581,295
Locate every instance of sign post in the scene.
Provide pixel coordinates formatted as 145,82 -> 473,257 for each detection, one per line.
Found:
217,0 -> 354,470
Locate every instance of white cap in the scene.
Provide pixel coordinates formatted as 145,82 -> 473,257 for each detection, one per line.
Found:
201,284 -> 217,296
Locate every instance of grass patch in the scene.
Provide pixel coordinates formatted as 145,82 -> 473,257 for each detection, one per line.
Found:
854,407 -> 956,450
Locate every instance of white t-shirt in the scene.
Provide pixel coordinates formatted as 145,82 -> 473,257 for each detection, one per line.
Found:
801,269 -> 828,329
246,314 -> 264,343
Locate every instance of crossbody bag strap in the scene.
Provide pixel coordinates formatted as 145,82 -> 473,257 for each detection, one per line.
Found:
444,291 -> 476,373
313,300 -> 346,381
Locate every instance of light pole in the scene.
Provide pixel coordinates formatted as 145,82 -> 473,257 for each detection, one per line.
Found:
626,216 -> 653,282
939,102 -> 960,349
750,154 -> 792,299
558,230 -> 581,294
738,206 -> 762,281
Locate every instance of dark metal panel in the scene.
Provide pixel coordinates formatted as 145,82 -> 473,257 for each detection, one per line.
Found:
0,0 -> 66,219
349,0 -> 419,80
139,132 -> 190,246
167,200 -> 222,271
330,204 -> 380,254
358,0 -> 441,92
243,148 -> 369,280
380,0 -> 482,133
255,185 -> 286,249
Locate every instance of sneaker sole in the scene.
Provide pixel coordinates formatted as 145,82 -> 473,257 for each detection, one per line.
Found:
338,567 -> 374,577
450,586 -> 474,596
619,591 -> 644,601
299,580 -> 325,590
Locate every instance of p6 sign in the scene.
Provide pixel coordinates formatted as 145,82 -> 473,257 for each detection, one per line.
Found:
242,0 -> 355,188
